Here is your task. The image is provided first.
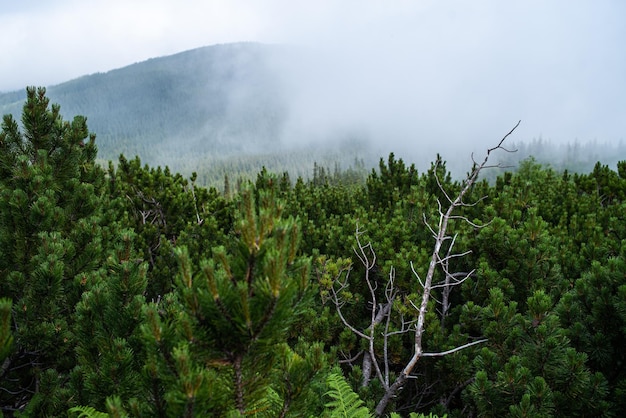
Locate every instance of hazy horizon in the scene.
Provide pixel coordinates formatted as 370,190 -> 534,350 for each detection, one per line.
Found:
2,1 -> 625,168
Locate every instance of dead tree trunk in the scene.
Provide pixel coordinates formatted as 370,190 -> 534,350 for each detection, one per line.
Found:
324,122 -> 520,416
374,121 -> 520,415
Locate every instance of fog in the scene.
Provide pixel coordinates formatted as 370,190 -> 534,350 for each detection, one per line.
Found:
267,1 -> 626,170
2,1 -> 625,173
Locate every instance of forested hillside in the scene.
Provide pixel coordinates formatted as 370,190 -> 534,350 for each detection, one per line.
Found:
0,43 -> 374,185
0,43 -> 289,162
0,43 -> 624,188
2,88 -> 625,417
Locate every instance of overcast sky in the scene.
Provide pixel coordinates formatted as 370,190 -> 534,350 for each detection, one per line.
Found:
2,0 -> 625,148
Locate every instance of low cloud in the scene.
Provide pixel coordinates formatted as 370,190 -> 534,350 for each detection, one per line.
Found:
2,1 -> 624,168
267,0 -> 626,166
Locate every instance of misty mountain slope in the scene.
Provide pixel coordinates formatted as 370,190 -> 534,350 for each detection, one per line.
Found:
1,42 -> 623,185
0,43 -> 292,168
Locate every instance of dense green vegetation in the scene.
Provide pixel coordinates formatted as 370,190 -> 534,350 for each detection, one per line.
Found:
1,88 -> 626,417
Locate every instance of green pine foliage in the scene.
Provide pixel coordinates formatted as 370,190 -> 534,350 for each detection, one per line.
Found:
557,248 -> 626,412
106,155 -> 233,300
0,87 -> 108,416
0,299 -> 13,363
2,86 -> 626,416
136,181 -> 327,416
72,230 -> 149,410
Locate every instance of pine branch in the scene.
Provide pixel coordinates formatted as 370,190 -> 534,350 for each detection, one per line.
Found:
421,339 -> 488,357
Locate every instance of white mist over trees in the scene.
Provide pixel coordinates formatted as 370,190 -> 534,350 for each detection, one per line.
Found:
269,1 -> 625,165
0,2 -> 624,183
0,39 -> 624,185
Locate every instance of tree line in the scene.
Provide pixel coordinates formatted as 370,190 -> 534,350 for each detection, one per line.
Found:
1,88 -> 625,417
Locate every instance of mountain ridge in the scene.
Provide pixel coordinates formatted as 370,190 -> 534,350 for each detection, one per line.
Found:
0,43 -> 301,172
1,43 -> 624,186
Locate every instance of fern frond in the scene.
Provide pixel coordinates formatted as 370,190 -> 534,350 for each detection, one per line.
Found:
324,373 -> 372,418
67,405 -> 109,418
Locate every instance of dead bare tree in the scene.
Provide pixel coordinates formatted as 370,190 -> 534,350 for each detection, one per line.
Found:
324,121 -> 520,416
